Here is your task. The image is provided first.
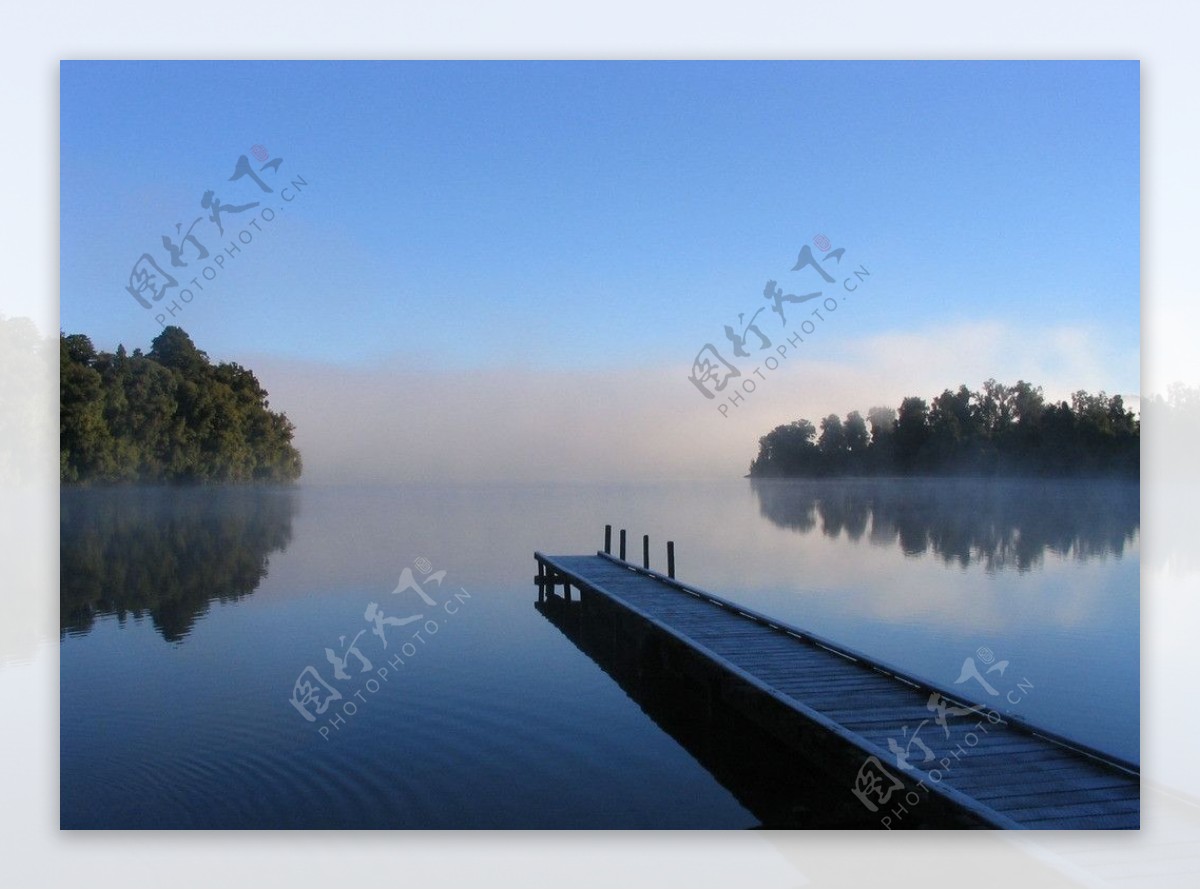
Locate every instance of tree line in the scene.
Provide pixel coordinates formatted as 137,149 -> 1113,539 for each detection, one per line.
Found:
61,326 -> 302,484
748,380 -> 1138,478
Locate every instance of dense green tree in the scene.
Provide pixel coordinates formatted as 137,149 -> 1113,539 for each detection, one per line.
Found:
148,326 -> 209,376
844,411 -> 869,455
750,419 -> 820,476
1011,380 -> 1045,427
928,385 -> 981,471
894,396 -> 931,472
818,413 -> 848,472
60,334 -> 116,482
748,379 -> 1138,478
60,326 -> 302,484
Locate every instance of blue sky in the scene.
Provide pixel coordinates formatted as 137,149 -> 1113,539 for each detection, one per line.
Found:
60,61 -> 1140,480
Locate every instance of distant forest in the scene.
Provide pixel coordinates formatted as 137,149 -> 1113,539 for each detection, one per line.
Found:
748,380 -> 1138,478
60,326 -> 302,484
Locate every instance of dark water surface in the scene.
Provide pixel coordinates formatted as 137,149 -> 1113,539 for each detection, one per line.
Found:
60,479 -> 1139,828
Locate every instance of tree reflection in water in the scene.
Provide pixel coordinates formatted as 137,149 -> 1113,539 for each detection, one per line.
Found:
60,486 -> 297,642
751,477 -> 1138,573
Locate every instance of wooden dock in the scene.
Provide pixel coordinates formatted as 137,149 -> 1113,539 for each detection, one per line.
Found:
534,531 -> 1139,830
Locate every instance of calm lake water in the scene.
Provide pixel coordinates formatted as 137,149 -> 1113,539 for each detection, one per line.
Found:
60,478 -> 1139,829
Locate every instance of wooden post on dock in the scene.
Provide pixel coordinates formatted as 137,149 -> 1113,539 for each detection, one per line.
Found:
620,529 -> 626,561
642,534 -> 650,569
604,524 -> 612,555
667,541 -> 675,579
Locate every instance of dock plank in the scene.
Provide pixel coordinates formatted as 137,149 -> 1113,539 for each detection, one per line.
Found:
535,550 -> 1139,830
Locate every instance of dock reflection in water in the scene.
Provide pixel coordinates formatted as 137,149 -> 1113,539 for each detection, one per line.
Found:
534,586 -> 975,829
